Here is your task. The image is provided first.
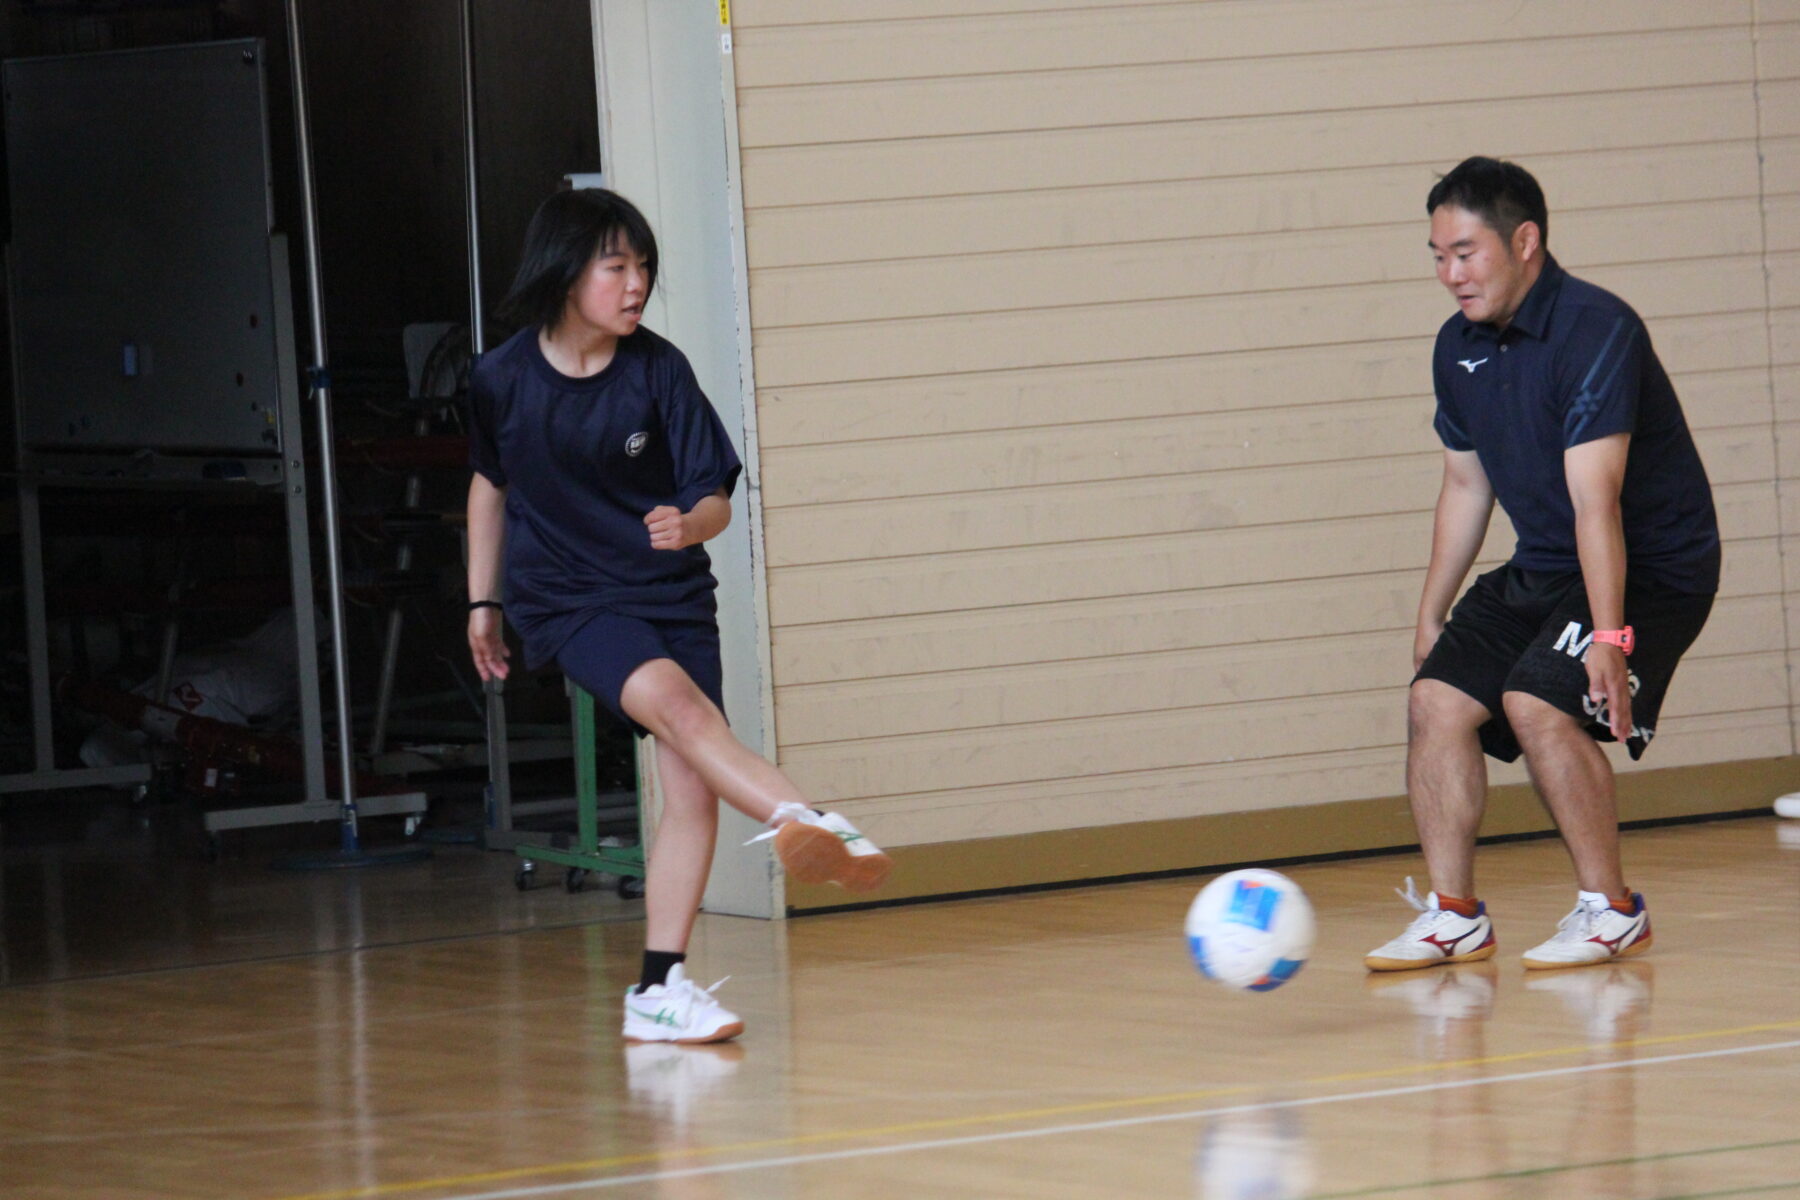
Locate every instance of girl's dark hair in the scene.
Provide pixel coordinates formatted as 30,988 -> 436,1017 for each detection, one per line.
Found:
1426,156 -> 1549,246
494,188 -> 659,331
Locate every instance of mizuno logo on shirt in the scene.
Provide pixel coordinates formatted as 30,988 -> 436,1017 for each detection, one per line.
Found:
625,432 -> 649,457
1458,358 -> 1489,373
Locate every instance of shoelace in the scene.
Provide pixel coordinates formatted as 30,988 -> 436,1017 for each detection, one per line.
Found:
1548,901 -> 1607,943
670,974 -> 734,1008
1394,876 -> 1460,937
744,800 -> 812,847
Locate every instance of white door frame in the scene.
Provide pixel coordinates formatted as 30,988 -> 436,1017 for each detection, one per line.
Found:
590,0 -> 781,918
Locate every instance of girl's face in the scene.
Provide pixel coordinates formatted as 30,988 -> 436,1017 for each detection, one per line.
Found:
562,235 -> 649,339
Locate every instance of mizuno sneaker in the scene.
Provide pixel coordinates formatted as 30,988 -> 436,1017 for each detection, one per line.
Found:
1520,892 -> 1652,970
748,801 -> 893,892
1363,877 -> 1497,971
622,964 -> 744,1044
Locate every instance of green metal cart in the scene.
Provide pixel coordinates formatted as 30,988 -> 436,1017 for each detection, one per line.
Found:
511,684 -> 646,897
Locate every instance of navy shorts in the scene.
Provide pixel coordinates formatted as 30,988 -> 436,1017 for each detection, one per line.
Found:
554,612 -> 724,738
1414,564 -> 1713,763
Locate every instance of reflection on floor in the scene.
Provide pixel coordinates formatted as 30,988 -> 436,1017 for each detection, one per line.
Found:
0,810 -> 1796,1199
0,791 -> 640,985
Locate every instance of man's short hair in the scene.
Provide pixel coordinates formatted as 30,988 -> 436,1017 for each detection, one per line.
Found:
1426,156 -> 1549,246
495,188 -> 659,332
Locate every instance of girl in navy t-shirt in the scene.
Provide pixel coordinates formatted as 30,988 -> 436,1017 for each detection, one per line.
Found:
467,190 -> 891,1044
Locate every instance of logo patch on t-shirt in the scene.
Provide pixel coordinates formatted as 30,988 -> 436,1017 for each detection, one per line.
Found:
625,431 -> 649,457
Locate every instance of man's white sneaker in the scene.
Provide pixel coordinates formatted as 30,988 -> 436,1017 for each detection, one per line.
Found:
748,801 -> 893,892
1520,892 -> 1652,970
622,964 -> 744,1044
1363,877 -> 1497,972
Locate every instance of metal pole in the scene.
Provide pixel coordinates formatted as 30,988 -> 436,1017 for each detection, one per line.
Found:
285,0 -> 361,850
461,0 -> 485,356
463,0 -> 512,847
370,2 -> 482,757
18,483 -> 54,772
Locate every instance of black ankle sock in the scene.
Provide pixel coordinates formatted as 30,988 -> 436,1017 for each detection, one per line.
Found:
640,949 -> 685,991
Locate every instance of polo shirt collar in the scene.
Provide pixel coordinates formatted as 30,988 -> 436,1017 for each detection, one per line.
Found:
1462,252 -> 1564,343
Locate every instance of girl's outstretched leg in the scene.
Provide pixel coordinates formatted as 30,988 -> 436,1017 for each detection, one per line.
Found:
621,658 -> 891,892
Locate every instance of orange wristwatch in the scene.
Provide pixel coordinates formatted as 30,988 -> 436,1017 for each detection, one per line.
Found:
1591,627 -> 1634,655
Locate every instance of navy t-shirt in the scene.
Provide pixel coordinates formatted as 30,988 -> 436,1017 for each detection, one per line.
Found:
1431,254 -> 1720,594
468,325 -> 743,667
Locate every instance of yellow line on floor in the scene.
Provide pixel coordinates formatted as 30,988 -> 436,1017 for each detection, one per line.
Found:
268,1018 -> 1800,1200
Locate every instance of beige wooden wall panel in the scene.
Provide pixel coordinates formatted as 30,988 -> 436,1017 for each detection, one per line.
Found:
759,368 -> 1771,516
776,596 -> 1784,748
1757,16 -> 1800,748
757,314 -> 1768,448
776,652 -> 1789,811
729,0 -> 1797,850
750,144 -> 1763,273
739,86 -> 1755,209
747,199 -> 1764,331
832,706 -> 1798,847
736,30 -> 1753,146
733,1 -> 1747,89
765,483 -> 1775,628
751,258 -> 1764,388
761,426 -> 1770,570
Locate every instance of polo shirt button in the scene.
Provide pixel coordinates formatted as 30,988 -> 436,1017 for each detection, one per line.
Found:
1500,344 -> 1508,352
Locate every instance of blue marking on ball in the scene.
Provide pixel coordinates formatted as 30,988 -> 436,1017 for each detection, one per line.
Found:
1246,957 -> 1306,992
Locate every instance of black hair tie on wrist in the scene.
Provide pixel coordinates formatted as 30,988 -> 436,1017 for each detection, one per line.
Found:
468,600 -> 503,612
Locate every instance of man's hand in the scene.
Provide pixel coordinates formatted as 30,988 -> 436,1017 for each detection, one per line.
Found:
1413,616 -> 1446,673
468,606 -> 510,682
645,505 -> 695,550
1586,641 -> 1632,741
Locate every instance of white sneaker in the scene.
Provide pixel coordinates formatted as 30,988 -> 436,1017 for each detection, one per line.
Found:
1520,892 -> 1652,970
622,964 -> 744,1044
748,801 -> 893,892
1363,877 -> 1497,971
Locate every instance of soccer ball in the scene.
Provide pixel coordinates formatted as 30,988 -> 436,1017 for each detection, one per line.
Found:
1186,868 -> 1315,992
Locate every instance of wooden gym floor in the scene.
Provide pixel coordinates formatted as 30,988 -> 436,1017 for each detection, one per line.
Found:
1,814 -> 1796,1199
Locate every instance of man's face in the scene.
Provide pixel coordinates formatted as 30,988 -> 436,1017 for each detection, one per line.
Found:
1429,205 -> 1538,328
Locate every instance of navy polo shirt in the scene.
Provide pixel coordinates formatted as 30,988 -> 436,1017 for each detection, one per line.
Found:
468,325 -> 743,668
1431,254 -> 1719,595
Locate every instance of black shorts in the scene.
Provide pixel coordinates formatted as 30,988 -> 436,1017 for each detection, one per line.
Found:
1414,563 -> 1713,763
554,612 -> 724,739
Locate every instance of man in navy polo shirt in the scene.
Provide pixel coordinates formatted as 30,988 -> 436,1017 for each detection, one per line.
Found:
1365,157 -> 1719,973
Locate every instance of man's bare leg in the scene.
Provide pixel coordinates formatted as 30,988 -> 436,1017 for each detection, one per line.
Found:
1407,679 -> 1493,898
1502,690 -> 1626,898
